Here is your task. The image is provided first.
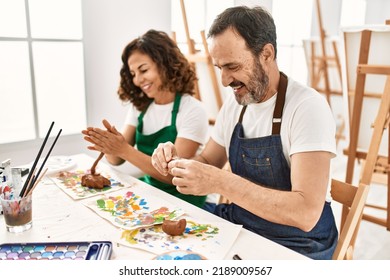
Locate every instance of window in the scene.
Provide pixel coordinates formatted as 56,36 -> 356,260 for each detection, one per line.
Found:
0,0 -> 86,145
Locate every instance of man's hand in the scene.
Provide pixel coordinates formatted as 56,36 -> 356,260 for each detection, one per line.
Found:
167,158 -> 219,196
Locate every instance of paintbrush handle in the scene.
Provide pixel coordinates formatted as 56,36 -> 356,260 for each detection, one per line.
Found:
22,128 -> 62,197
19,121 -> 54,197
24,168 -> 48,197
33,129 -> 62,182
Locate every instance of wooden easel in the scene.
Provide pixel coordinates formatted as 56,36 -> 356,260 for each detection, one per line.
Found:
305,0 -> 344,145
177,0 -> 223,124
343,24 -> 390,232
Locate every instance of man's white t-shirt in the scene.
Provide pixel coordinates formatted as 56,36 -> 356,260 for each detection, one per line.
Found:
211,77 -> 337,166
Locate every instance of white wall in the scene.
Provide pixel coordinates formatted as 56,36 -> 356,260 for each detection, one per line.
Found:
82,0 -> 171,130
235,0 -> 272,9
365,0 -> 390,24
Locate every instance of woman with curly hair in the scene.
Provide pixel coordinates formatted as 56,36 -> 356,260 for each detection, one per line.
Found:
82,29 -> 209,208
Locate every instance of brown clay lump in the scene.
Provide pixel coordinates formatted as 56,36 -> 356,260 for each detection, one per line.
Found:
81,152 -> 110,189
162,218 -> 187,236
81,173 -> 111,189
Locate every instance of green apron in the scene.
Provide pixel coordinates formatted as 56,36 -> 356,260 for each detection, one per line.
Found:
136,93 -> 206,208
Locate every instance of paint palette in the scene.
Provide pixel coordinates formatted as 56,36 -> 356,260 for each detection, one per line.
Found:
0,241 -> 112,260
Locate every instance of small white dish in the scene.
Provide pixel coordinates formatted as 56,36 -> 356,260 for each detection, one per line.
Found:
31,156 -> 76,176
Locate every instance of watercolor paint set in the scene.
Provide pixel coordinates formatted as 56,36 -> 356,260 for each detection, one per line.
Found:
0,241 -> 112,260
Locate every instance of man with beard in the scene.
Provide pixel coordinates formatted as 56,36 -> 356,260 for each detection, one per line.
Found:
151,6 -> 338,260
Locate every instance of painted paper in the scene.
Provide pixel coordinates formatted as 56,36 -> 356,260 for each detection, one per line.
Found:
83,189 -> 185,230
49,169 -> 129,200
117,219 -> 242,260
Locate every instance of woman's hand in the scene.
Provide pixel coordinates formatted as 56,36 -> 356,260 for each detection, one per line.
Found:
151,141 -> 178,176
82,119 -> 128,158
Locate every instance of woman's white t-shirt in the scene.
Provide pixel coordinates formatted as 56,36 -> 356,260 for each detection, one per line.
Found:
125,94 -> 209,145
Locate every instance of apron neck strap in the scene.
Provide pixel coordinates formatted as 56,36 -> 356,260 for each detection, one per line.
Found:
238,71 -> 288,135
170,93 -> 181,126
137,92 -> 182,131
272,72 -> 288,135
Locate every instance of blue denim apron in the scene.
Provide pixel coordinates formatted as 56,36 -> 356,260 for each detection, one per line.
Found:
214,72 -> 338,259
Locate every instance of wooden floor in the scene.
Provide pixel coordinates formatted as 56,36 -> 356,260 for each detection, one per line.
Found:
332,139 -> 390,260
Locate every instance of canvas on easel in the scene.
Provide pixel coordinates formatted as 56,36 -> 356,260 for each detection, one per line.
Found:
341,22 -> 390,232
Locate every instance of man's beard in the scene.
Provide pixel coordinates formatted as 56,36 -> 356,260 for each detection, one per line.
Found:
234,60 -> 269,106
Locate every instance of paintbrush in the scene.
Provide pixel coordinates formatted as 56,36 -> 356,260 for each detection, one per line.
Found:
32,129 -> 61,183
22,128 -> 62,197
19,122 -> 54,197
